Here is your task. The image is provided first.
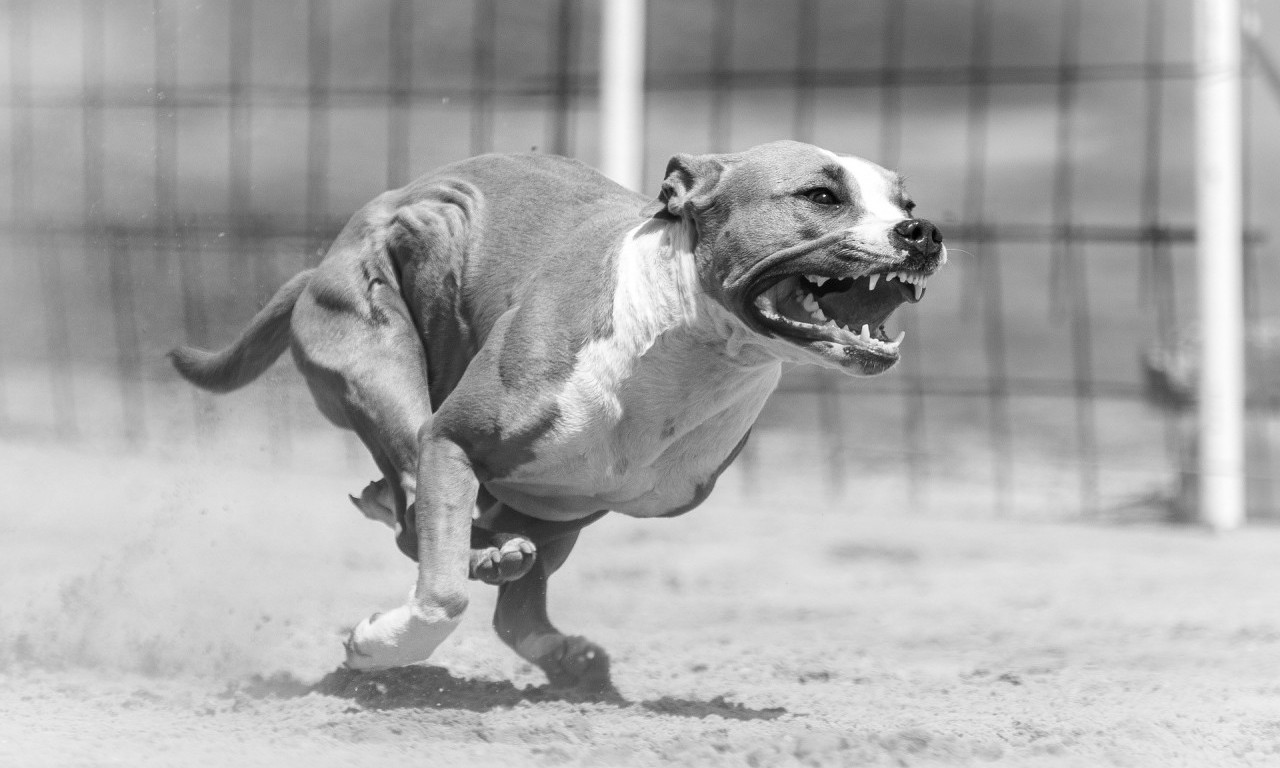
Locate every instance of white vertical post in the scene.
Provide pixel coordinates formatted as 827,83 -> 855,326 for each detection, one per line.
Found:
1195,0 -> 1246,531
600,0 -> 646,191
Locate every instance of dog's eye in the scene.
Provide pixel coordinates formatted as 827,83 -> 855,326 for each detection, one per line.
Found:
803,188 -> 840,206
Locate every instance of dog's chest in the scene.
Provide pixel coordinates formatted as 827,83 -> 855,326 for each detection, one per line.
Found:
490,330 -> 781,520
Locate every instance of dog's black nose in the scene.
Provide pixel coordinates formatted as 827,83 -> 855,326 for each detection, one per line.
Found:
893,218 -> 943,258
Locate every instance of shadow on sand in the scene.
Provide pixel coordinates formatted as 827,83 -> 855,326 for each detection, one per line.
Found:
234,665 -> 786,721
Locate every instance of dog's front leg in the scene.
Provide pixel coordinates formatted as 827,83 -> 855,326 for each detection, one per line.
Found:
344,428 -> 475,670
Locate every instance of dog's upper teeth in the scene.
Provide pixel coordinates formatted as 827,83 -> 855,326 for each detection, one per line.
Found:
868,273 -> 880,291
808,275 -> 829,287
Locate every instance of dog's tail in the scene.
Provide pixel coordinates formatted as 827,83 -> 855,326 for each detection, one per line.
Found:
169,269 -> 315,393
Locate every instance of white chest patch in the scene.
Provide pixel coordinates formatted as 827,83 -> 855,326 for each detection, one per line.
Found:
489,220 -> 782,520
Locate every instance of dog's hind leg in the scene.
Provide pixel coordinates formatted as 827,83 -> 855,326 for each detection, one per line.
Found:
489,512 -> 615,694
292,234 -> 478,670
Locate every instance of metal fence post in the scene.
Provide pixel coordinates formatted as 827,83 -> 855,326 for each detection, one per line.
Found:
599,0 -> 645,191
1195,0 -> 1246,531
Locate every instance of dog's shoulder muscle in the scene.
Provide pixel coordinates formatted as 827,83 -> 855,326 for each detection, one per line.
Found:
440,216 -> 782,521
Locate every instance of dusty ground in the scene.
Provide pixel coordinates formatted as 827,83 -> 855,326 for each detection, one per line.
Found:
2,438 -> 1279,767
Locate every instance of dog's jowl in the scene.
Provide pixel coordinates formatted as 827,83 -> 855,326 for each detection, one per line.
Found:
171,140 -> 945,691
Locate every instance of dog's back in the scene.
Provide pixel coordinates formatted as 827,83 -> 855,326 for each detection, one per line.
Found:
170,152 -> 642,399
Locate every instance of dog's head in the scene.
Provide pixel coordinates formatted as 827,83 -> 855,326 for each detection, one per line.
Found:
645,140 -> 945,376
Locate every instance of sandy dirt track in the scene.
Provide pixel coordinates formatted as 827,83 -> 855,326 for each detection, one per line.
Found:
2,439 -> 1279,767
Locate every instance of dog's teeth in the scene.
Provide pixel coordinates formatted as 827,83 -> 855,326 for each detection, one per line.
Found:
811,307 -> 827,322
754,294 -> 775,313
892,330 -> 906,345
808,275 -> 829,287
800,294 -> 819,313
868,273 -> 880,291
859,324 -> 871,341
913,282 -> 923,301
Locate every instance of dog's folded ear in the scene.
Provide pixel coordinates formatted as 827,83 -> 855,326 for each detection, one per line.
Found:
640,153 -> 724,220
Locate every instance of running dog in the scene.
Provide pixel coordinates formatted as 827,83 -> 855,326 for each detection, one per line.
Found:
171,140 -> 945,691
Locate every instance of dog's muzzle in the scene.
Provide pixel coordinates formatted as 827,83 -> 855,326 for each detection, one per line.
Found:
743,219 -> 946,373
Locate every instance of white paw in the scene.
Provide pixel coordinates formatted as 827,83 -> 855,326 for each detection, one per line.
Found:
342,603 -> 462,670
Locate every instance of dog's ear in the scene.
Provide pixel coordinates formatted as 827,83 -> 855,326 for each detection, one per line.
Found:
640,153 -> 724,220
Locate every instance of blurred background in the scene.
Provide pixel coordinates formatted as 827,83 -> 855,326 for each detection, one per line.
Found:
1,0 -> 1279,523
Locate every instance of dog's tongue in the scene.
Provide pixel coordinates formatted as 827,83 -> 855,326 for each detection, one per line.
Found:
816,277 -> 910,332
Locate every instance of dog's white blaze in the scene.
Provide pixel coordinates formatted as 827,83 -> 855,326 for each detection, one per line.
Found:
828,152 -> 903,222
821,151 -> 907,252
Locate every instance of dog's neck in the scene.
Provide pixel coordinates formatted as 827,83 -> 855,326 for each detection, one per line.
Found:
613,218 -> 780,371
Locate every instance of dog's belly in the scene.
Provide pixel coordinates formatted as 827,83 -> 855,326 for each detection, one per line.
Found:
483,364 -> 780,522
483,432 -> 739,522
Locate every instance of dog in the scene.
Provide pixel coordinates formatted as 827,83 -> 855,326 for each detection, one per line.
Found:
170,140 -> 945,692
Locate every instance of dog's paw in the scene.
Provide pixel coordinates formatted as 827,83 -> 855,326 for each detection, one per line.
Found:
535,635 -> 613,693
349,478 -> 397,528
470,536 -> 536,585
342,604 -> 462,671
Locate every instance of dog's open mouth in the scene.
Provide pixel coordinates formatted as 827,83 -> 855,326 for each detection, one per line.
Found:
748,269 -> 928,360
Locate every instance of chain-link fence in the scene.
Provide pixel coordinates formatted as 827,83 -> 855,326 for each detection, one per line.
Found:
2,0 -> 1278,521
